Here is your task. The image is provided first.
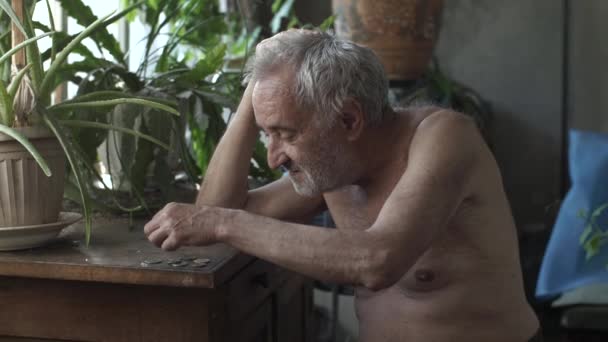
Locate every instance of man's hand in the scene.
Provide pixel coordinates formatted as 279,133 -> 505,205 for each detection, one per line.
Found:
144,203 -> 232,251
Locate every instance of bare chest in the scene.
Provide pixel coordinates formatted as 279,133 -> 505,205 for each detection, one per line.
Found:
323,185 -> 386,230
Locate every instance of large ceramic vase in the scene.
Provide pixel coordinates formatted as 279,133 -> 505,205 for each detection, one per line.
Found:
332,0 -> 444,80
0,126 -> 65,227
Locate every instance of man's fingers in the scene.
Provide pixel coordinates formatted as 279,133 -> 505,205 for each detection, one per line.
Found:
144,209 -> 167,235
161,234 -> 179,251
147,226 -> 169,248
144,202 -> 180,235
143,220 -> 159,236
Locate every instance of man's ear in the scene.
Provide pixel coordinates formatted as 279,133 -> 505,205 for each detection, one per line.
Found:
339,99 -> 365,141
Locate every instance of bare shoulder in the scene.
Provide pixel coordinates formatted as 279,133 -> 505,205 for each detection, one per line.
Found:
399,107 -> 487,193
413,107 -> 476,131
399,106 -> 482,153
396,105 -> 475,132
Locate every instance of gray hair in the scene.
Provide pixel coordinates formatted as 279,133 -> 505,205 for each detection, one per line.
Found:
245,30 -> 390,127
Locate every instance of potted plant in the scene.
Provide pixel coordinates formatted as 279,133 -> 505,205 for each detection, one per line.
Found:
332,0 -> 444,80
0,0 -> 178,248
20,0 -> 329,228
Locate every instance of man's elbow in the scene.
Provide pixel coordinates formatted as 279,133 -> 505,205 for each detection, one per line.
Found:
359,249 -> 404,291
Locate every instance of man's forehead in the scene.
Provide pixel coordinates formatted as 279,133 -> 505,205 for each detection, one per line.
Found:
255,105 -> 301,130
253,79 -> 302,126
253,75 -> 293,98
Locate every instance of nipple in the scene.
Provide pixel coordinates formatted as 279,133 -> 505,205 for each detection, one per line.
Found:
415,269 -> 435,282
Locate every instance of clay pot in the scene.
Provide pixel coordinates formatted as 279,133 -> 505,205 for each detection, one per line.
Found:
332,0 -> 443,80
0,126 -> 65,227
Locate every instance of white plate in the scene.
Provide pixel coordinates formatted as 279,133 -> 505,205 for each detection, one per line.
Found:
0,212 -> 83,251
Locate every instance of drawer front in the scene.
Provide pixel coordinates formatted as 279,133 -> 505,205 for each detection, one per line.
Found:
226,259 -> 288,322
232,299 -> 273,342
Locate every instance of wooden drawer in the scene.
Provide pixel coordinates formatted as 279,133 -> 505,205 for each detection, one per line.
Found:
227,259 -> 289,322
232,299 -> 273,342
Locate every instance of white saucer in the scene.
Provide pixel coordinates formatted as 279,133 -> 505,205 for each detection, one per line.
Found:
0,212 -> 83,251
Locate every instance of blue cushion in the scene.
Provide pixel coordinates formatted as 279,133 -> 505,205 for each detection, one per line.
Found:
536,129 -> 608,300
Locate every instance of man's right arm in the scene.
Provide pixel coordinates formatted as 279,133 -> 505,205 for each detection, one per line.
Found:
196,82 -> 325,222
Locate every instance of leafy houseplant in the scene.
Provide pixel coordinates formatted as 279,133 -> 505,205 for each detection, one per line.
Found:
12,0 -> 329,229
43,0 -> 335,209
578,202 -> 608,264
0,0 -> 178,244
54,0 -> 281,212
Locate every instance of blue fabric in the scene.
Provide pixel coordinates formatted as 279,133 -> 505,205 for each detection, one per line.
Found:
536,129 -> 608,300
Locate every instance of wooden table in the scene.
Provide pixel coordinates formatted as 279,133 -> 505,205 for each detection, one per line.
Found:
0,218 -> 313,342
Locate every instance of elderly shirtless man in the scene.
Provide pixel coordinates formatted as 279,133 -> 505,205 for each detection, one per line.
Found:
145,30 -> 540,341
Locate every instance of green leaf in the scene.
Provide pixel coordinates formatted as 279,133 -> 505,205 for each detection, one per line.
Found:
41,2 -> 142,98
56,0 -> 141,66
287,16 -> 300,29
64,61 -> 144,91
186,95 -> 208,173
23,6 -> 44,96
39,105 -> 92,244
132,107 -> 170,192
0,0 -> 29,39
49,98 -> 180,117
270,0 -> 295,34
149,0 -> 160,10
106,102 -> 138,192
319,15 -> 336,31
122,0 -> 138,22
584,232 -> 608,260
63,90 -> 176,107
227,27 -> 261,58
591,202 -> 608,218
40,31 -> 98,63
193,89 -> 236,110
177,44 -> 226,83
577,208 -> 588,219
173,98 -> 200,183
0,124 -> 52,176
45,0 -> 57,63
271,0 -> 282,13
0,78 -> 12,125
60,119 -> 171,150
156,15 -> 226,72
0,31 -> 54,66
32,20 -> 51,32
40,10 -> 115,99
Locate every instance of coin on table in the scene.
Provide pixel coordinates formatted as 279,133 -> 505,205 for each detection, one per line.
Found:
180,256 -> 197,261
170,261 -> 189,267
193,258 -> 211,265
142,259 -> 163,265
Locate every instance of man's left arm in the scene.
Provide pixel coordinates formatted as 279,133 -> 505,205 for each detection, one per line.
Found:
145,111 -> 483,289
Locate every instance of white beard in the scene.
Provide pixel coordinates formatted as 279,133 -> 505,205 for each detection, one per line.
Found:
288,139 -> 356,197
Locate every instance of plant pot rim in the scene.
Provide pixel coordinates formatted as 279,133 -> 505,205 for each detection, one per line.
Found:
0,125 -> 54,142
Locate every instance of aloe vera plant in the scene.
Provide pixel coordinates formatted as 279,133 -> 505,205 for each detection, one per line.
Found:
0,0 -> 180,243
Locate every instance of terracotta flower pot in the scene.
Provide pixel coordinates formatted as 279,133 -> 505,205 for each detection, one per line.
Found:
0,126 -> 65,227
332,0 -> 443,80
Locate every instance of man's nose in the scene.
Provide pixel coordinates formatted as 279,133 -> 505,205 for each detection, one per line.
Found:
267,138 -> 288,170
